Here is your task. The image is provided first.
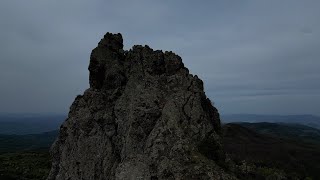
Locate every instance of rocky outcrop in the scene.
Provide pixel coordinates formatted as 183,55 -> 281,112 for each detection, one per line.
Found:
48,32 -> 236,180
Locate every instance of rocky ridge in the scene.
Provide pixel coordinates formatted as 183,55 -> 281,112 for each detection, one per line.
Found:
48,32 -> 236,180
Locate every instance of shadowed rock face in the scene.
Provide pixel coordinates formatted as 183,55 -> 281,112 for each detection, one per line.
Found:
48,33 -> 235,180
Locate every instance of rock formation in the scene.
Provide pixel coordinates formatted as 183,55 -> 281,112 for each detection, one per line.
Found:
48,33 -> 236,180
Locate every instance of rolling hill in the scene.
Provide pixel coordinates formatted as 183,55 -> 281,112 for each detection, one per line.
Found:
221,114 -> 320,129
0,130 -> 58,153
223,123 -> 320,179
237,122 -> 320,144
0,114 -> 65,135
1,117 -> 320,179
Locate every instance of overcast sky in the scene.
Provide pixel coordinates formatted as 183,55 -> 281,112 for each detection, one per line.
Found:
0,0 -> 319,116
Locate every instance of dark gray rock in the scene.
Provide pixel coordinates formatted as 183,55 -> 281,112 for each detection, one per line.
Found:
48,32 -> 236,180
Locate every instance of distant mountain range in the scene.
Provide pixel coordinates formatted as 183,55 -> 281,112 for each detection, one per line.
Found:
221,114 -> 320,129
0,130 -> 58,153
1,113 -> 319,134
0,114 -> 65,135
237,122 -> 320,144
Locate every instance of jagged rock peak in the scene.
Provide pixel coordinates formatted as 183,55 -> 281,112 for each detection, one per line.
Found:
48,32 -> 236,180
98,32 -> 123,49
89,33 -> 187,90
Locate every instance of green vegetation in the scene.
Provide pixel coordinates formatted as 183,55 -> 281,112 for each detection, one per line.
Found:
223,123 -> 320,179
0,150 -> 51,180
0,130 -> 57,180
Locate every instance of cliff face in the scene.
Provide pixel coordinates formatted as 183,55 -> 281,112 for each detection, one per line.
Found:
48,33 -> 235,180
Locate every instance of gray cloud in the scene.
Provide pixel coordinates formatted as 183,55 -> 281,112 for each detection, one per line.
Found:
0,0 -> 319,115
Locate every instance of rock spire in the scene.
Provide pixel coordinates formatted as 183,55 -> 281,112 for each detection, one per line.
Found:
48,32 -> 235,180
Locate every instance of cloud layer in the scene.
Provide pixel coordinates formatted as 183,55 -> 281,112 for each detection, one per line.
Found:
0,0 -> 319,115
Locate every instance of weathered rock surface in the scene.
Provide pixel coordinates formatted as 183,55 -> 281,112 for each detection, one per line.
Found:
48,33 -> 236,180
